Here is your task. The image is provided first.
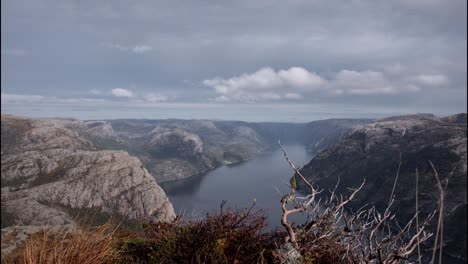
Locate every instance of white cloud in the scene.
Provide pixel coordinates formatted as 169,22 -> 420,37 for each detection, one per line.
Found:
203,66 -> 445,102
278,67 -> 325,88
203,67 -> 325,102
413,74 -> 449,86
1,93 -> 44,103
111,88 -> 134,98
132,45 -> 153,54
103,43 -> 153,54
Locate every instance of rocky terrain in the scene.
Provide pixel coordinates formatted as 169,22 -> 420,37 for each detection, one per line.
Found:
0,114 -> 370,253
298,113 -> 467,263
1,115 -> 175,253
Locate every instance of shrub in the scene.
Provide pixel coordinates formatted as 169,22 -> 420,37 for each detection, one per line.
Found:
117,206 -> 281,264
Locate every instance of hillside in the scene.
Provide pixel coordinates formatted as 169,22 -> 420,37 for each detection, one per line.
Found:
1,115 -> 175,254
299,113 -> 467,263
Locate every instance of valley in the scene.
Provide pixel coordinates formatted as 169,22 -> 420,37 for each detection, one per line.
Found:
1,113 -> 466,262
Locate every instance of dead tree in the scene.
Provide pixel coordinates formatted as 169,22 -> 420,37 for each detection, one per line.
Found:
278,143 -> 441,263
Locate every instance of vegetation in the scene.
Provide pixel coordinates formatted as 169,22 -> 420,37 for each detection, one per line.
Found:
116,206 -> 281,264
2,223 -> 120,264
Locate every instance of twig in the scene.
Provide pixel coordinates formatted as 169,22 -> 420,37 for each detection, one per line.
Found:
415,168 -> 421,264
428,161 -> 445,264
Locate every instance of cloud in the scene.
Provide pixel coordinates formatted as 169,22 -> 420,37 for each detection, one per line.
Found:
103,43 -> 153,54
111,88 -> 134,97
332,70 -> 397,95
284,93 -> 304,99
278,67 -> 326,88
132,45 -> 153,54
204,66 -> 434,101
145,93 -> 168,102
260,92 -> 282,100
1,93 -> 108,105
412,74 -> 449,86
2,0 -> 465,119
1,93 -> 44,104
203,67 -> 325,102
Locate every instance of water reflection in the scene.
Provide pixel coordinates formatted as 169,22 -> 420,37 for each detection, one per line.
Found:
159,145 -> 315,228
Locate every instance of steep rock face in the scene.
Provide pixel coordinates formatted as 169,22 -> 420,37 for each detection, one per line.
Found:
299,114 -> 467,263
232,126 -> 262,143
147,128 -> 203,158
301,119 -> 371,151
1,115 -> 175,230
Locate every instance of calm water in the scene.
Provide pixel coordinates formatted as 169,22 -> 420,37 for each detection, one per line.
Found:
159,145 -> 315,228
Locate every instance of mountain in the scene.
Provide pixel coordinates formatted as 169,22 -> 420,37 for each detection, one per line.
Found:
1,115 -> 175,253
103,119 -> 269,182
298,113 -> 467,263
89,118 -> 371,182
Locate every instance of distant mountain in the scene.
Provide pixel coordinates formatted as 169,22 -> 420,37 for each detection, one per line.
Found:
298,113 -> 467,263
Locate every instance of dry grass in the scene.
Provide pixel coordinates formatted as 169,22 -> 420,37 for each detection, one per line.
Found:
3,222 -> 120,264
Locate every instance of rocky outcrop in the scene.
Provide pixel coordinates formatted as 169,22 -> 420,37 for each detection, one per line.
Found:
1,115 -> 175,252
299,113 -> 467,263
147,128 -> 203,158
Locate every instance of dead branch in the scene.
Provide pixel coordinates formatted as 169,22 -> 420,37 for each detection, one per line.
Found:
277,145 -> 440,264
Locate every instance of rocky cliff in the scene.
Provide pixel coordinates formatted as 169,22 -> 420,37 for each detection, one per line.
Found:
299,113 -> 467,263
1,115 -> 175,253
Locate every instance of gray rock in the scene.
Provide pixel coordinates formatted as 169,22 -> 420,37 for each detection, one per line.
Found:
299,113 -> 467,263
1,115 -> 175,253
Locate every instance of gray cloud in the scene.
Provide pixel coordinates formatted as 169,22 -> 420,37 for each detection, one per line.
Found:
1,0 -> 466,121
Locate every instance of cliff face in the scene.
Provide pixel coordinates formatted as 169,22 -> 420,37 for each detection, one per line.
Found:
299,113 -> 467,263
1,115 -> 175,252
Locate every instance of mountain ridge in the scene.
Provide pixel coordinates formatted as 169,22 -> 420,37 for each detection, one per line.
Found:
298,113 -> 467,263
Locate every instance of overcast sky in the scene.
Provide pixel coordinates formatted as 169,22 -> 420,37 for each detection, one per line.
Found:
1,0 -> 466,122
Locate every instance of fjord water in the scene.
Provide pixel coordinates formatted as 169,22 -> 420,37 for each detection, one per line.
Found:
160,145 -> 314,228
